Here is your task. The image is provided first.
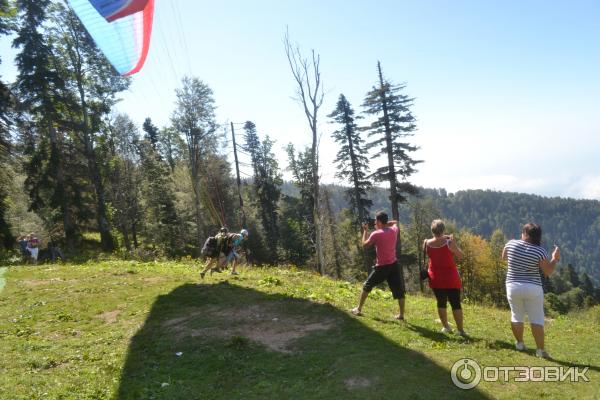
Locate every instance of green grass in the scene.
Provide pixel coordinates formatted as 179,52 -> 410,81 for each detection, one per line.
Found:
0,261 -> 598,399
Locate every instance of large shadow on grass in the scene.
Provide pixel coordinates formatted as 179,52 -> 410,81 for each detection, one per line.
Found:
117,282 -> 491,399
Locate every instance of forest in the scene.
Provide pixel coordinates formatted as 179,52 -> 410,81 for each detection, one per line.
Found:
1,1 -> 598,316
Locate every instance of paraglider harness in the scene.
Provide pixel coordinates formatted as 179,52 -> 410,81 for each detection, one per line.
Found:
201,232 -> 237,258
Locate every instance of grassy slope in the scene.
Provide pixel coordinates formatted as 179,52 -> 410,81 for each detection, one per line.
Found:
0,261 -> 598,399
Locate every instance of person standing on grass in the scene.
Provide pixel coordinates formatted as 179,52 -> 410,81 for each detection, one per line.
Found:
502,222 -> 560,359
424,219 -> 467,336
17,235 -> 30,260
352,211 -> 406,320
27,233 -> 39,263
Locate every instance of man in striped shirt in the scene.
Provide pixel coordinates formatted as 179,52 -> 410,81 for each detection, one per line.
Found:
502,223 -> 560,359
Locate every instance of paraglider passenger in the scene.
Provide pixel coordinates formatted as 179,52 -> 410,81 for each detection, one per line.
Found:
223,229 -> 249,275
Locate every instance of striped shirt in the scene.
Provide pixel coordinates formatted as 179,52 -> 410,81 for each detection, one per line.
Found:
504,239 -> 548,286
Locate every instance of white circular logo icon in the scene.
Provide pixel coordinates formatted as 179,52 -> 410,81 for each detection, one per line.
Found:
451,358 -> 482,389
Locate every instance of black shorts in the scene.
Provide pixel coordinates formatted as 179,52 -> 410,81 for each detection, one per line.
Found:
363,261 -> 405,299
432,288 -> 461,310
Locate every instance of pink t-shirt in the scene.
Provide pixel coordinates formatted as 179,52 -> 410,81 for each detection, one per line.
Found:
368,225 -> 398,267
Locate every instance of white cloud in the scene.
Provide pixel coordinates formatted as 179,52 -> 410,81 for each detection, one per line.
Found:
565,175 -> 600,200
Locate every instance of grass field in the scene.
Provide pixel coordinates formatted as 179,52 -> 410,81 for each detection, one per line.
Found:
0,261 -> 598,399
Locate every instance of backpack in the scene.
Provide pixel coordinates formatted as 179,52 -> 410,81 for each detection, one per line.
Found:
222,233 -> 241,252
201,236 -> 219,257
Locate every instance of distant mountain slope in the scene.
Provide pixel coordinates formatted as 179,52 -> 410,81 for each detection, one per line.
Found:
283,182 -> 600,282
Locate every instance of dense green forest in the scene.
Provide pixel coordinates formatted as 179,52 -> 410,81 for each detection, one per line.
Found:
317,184 -> 600,283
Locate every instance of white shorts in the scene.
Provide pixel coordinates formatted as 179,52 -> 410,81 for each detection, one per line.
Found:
29,247 -> 39,261
506,282 -> 545,326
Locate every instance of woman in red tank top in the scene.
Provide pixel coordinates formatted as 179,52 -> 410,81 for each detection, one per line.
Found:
424,220 -> 466,336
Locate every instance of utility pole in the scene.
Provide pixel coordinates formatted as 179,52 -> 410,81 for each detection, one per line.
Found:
230,122 -> 247,227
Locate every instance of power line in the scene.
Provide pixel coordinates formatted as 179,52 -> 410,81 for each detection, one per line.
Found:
155,7 -> 180,83
170,0 -> 192,76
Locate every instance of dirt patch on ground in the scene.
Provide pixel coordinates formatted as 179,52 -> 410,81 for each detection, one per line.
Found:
22,278 -> 70,287
344,376 -> 375,390
97,310 -> 121,324
22,279 -> 52,287
141,277 -> 166,284
164,303 -> 337,353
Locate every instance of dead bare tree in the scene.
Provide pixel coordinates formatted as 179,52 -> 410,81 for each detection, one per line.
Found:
283,29 -> 326,275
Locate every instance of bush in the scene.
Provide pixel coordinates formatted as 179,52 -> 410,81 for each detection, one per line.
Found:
545,293 -> 569,315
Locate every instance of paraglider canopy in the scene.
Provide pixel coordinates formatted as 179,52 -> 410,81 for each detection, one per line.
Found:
67,0 -> 154,76
88,0 -> 150,22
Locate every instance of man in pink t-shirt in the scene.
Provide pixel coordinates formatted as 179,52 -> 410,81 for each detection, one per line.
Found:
351,211 -> 406,320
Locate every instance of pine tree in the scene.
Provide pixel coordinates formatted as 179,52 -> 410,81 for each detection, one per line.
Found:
328,94 -> 372,226
286,144 -> 314,227
243,122 -> 282,263
562,264 -> 581,288
143,118 -> 159,150
286,144 -> 318,269
13,0 -> 78,247
139,139 -> 181,256
50,3 -> 130,251
580,272 -> 595,298
0,0 -> 15,250
363,62 -> 421,244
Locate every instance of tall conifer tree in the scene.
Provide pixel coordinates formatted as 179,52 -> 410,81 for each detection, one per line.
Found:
328,94 -> 372,226
13,0 -> 78,247
363,62 -> 421,251
243,121 -> 282,263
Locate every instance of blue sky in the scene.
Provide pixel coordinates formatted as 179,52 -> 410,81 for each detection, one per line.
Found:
2,1 -> 599,199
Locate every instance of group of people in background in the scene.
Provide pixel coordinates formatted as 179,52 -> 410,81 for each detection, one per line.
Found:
352,211 -> 560,360
17,233 -> 39,262
16,233 -> 64,264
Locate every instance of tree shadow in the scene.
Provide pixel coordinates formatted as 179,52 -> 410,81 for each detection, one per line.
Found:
116,282 -> 491,399
405,322 -> 482,345
483,339 -> 600,372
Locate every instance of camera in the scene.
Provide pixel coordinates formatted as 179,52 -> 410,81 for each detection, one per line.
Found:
362,217 -> 375,229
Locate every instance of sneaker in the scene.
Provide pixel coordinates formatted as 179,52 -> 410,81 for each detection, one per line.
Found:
515,342 -> 526,351
457,330 -> 468,338
536,349 -> 551,359
441,326 -> 453,334
351,307 -> 362,316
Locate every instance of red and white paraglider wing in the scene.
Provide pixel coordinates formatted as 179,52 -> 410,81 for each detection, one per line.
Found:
67,0 -> 154,76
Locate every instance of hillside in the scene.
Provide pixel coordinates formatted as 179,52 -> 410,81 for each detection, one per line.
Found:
0,261 -> 598,399
309,183 -> 600,282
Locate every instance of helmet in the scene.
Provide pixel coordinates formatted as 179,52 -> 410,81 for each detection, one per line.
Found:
219,227 -> 228,233
240,229 -> 249,237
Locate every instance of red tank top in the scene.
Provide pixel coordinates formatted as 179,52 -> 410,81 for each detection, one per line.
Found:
427,241 -> 461,289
